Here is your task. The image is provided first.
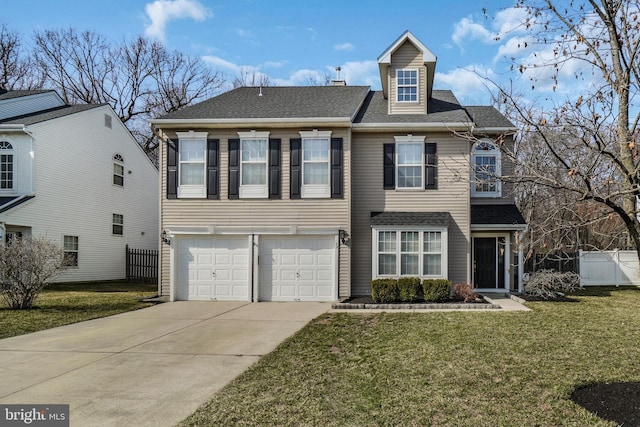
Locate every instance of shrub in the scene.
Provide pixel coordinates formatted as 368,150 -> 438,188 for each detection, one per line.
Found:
0,236 -> 65,309
524,270 -> 579,299
397,277 -> 421,302
371,279 -> 399,303
454,283 -> 479,302
422,279 -> 451,302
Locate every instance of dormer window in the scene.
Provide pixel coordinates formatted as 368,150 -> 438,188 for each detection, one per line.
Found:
0,140 -> 15,192
397,69 -> 418,102
471,140 -> 502,197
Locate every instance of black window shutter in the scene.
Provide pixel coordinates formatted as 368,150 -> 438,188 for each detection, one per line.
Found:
290,138 -> 302,199
425,142 -> 437,190
383,143 -> 395,189
331,137 -> 343,199
269,138 -> 281,199
167,138 -> 178,199
228,139 -> 240,199
207,139 -> 219,199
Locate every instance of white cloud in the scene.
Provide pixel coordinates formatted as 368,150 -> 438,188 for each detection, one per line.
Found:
334,42 -> 355,52
144,0 -> 211,41
435,67 -> 495,104
235,28 -> 252,38
334,61 -> 378,87
492,7 -> 530,36
202,55 -> 244,73
262,61 -> 287,68
452,17 -> 495,48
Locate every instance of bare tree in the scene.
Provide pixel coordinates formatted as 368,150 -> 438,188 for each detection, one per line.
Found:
32,28 -> 225,161
0,236 -> 65,309
232,66 -> 270,88
0,23 -> 44,90
484,0 -> 640,262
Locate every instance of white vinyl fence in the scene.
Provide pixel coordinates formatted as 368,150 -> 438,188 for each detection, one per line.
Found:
579,250 -> 640,286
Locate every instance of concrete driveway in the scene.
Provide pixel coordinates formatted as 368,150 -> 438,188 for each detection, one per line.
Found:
0,301 -> 331,427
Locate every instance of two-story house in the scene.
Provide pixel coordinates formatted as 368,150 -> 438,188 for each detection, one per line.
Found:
0,89 -> 159,282
151,31 -> 526,302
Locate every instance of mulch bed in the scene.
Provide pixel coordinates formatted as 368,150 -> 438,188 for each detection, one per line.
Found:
571,382 -> 640,425
342,296 -> 487,305
515,294 -> 579,302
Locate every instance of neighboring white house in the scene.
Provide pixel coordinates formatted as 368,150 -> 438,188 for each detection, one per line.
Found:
0,89 -> 159,282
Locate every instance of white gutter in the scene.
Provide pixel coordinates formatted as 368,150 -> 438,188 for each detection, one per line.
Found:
352,122 -> 472,132
471,224 -> 528,231
150,117 -> 353,127
473,127 -> 518,134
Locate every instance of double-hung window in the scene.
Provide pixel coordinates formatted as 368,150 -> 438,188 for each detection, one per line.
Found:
177,131 -> 208,198
63,235 -> 79,267
238,131 -> 269,198
397,69 -> 418,102
112,214 -> 123,235
373,228 -> 447,278
113,154 -> 124,187
0,141 -> 15,192
300,130 -> 331,198
395,135 -> 424,189
471,140 -> 501,197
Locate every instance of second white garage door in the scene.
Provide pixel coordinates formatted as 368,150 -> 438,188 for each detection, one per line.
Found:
259,235 -> 336,301
176,236 -> 249,301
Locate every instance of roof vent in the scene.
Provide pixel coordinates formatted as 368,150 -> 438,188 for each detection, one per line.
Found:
332,66 -> 346,86
258,86 -> 263,96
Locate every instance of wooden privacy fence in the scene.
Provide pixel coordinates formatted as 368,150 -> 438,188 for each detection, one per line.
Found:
126,245 -> 158,283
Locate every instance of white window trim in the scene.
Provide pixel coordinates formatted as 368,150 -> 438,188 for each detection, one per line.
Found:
113,153 -> 124,187
396,68 -> 419,103
0,140 -> 16,194
238,131 -> 270,199
371,226 -> 448,279
63,235 -> 79,268
394,135 -> 425,190
471,139 -> 502,198
112,213 -> 123,236
300,130 -> 331,198
176,131 -> 208,198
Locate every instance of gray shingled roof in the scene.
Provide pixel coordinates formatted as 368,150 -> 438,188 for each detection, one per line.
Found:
0,90 -> 55,101
464,106 -> 515,129
370,211 -> 451,226
354,90 -> 471,124
0,104 -> 102,125
159,86 -> 371,120
0,195 -> 35,214
471,204 -> 525,225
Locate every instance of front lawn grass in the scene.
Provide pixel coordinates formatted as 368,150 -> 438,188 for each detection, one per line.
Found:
180,286 -> 640,426
0,281 -> 157,339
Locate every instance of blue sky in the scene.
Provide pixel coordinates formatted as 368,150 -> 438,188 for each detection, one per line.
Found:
3,0 -> 588,106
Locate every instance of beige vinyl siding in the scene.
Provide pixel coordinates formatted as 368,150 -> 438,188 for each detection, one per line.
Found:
470,135 -> 516,205
159,127 -> 351,298
351,131 -> 470,295
389,41 -> 427,115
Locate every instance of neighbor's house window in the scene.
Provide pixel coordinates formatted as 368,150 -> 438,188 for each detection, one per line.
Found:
373,228 -> 447,278
471,140 -> 501,197
300,130 -> 331,198
238,131 -> 269,198
113,154 -> 124,186
177,131 -> 208,198
64,235 -> 79,267
112,214 -> 123,235
0,140 -> 15,191
397,69 -> 418,102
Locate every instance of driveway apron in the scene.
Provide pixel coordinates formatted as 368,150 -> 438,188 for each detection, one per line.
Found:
0,301 -> 331,427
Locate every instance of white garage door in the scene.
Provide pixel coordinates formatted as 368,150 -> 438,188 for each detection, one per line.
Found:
176,236 -> 249,301
259,235 -> 336,301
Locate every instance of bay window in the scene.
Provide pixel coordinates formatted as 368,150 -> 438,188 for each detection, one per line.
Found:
373,228 -> 447,278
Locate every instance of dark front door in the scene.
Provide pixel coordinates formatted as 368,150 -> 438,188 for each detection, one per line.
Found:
474,237 -> 497,288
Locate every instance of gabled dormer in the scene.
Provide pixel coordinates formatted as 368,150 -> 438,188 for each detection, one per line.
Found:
377,30 -> 437,115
